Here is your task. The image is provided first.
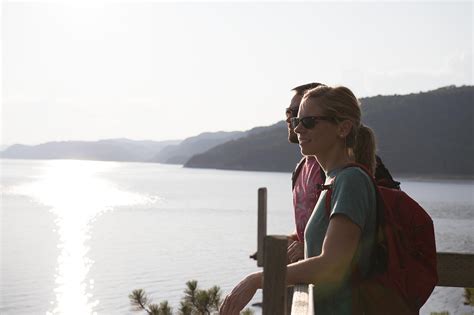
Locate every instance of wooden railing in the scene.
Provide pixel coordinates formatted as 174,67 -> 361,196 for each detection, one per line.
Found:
290,252 -> 474,315
253,187 -> 474,315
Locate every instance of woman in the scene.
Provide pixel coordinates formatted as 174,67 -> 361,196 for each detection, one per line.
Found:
219,85 -> 377,314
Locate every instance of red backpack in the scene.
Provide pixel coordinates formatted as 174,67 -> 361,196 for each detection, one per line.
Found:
324,164 -> 438,314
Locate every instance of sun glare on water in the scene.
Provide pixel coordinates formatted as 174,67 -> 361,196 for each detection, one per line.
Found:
9,160 -> 157,315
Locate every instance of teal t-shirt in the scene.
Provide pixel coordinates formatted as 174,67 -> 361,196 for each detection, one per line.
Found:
304,167 -> 376,314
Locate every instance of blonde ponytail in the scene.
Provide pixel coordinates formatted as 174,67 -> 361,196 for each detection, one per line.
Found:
354,124 -> 376,174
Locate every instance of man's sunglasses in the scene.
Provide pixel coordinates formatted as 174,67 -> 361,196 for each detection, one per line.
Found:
285,107 -> 299,118
290,116 -> 335,129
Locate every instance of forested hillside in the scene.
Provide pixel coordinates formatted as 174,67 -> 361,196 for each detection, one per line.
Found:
186,86 -> 473,176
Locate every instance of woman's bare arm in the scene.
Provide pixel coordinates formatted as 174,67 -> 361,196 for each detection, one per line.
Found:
286,214 -> 362,285
219,214 -> 362,314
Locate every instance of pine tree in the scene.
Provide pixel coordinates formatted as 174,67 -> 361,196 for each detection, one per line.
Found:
129,289 -> 173,315
463,287 -> 474,306
130,280 -> 228,315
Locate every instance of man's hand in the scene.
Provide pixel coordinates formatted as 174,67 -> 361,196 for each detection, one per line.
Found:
287,241 -> 304,263
219,273 -> 261,315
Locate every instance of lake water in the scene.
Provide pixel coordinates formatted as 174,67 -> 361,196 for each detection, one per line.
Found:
1,159 -> 473,315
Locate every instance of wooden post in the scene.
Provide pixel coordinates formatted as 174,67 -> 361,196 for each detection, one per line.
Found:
263,235 -> 287,315
257,187 -> 267,267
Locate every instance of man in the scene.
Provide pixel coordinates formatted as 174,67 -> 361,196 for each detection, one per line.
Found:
285,82 -> 325,263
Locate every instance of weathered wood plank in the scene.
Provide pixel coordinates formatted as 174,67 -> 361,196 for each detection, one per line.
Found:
437,252 -> 474,287
290,285 -> 311,315
290,252 -> 474,314
263,235 -> 287,315
257,187 -> 267,267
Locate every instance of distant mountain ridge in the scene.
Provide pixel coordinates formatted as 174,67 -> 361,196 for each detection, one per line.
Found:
3,85 -> 472,176
185,85 -> 473,176
185,121 -> 302,172
150,124 -> 283,164
0,138 -> 180,162
0,127 -> 273,164
151,131 -> 245,164
0,130 -> 256,164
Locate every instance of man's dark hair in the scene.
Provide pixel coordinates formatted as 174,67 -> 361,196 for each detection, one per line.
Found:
291,82 -> 324,96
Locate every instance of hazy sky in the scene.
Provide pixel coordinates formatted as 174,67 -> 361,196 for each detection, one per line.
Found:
1,1 -> 472,145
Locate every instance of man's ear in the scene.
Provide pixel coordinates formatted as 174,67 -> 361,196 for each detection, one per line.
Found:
337,120 -> 353,138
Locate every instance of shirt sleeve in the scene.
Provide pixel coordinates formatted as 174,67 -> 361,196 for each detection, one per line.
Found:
329,167 -> 375,230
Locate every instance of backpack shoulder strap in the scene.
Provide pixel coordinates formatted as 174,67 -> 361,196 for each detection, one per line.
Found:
321,163 -> 377,218
375,155 -> 401,190
323,181 -> 334,217
291,157 -> 307,190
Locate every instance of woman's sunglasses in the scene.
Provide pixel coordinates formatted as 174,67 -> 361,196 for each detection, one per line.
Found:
290,116 -> 335,129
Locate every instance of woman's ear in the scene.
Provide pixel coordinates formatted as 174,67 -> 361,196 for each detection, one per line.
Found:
338,120 -> 353,138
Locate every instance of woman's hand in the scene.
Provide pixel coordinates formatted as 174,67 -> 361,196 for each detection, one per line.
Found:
219,272 -> 261,315
287,241 -> 304,263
